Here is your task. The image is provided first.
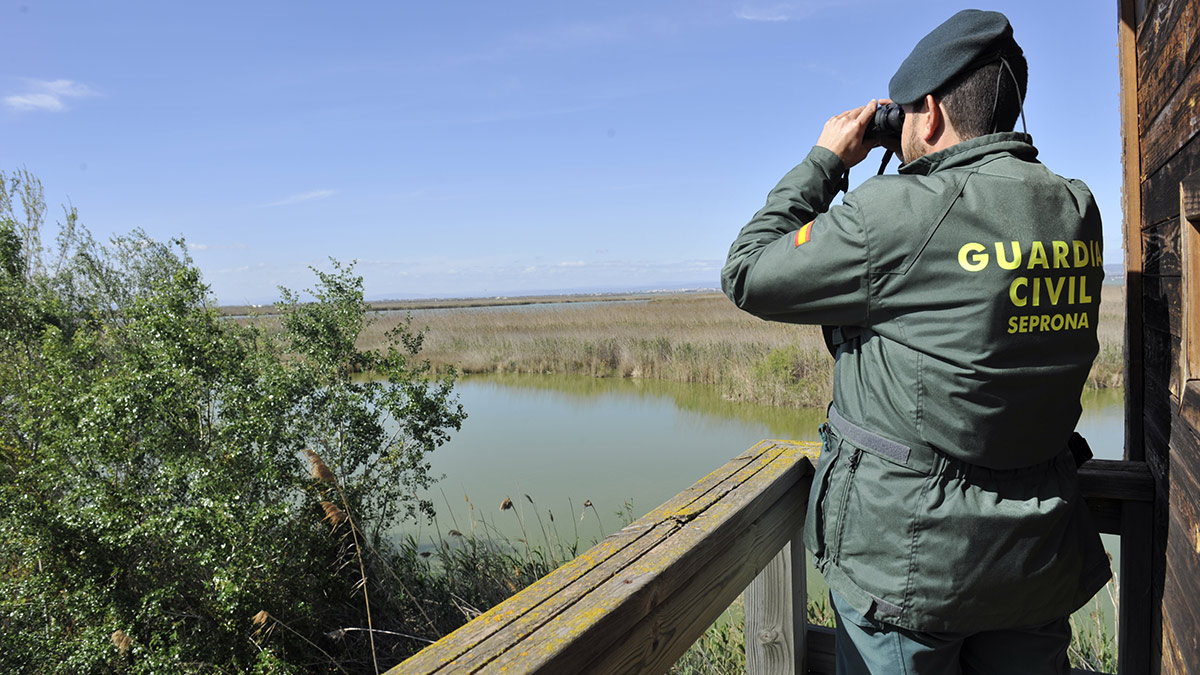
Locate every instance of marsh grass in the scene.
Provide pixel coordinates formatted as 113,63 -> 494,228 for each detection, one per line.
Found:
357,287 -> 1125,408
359,294 -> 832,406
669,575 -> 1119,674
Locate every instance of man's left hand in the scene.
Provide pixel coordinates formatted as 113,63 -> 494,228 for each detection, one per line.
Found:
816,100 -> 880,168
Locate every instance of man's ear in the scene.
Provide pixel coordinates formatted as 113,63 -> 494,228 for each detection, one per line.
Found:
921,94 -> 940,144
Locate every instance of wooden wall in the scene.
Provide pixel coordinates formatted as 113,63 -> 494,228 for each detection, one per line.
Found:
1126,0 -> 1200,671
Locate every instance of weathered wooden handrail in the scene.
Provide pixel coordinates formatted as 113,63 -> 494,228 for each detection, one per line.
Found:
390,446 -> 1155,675
389,440 -> 820,674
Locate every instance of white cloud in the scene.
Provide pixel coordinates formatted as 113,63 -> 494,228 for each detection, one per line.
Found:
259,189 -> 336,208
735,5 -> 791,21
4,79 -> 98,112
40,80 -> 97,97
734,2 -> 845,23
189,242 -> 248,251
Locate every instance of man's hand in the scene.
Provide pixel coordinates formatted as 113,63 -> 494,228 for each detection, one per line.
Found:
816,100 -> 881,168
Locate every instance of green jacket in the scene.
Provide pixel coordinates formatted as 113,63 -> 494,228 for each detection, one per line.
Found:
723,133 -> 1110,631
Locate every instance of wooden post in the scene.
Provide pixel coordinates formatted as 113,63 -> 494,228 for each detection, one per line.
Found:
1118,499 -> 1153,675
1118,0 -> 1143,462
744,538 -> 807,675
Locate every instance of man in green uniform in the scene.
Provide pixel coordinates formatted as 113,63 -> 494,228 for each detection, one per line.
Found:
722,10 -> 1110,673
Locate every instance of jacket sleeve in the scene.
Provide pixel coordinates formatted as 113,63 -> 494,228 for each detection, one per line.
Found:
721,146 -> 871,325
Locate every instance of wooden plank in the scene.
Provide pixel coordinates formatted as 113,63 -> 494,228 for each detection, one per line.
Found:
390,441 -> 821,675
1077,459 -> 1154,535
1152,495 -> 1170,675
1143,131 -> 1200,230
1143,324 -> 1182,398
1134,0 -> 1156,41
1160,613 -> 1189,674
1181,381 -> 1200,438
1122,0 -> 1145,462
1161,518 -> 1200,673
1141,367 -> 1173,675
463,445 -> 809,674
1168,409 -> 1200,553
575,478 -> 809,675
1077,459 -> 1155,502
1143,217 -> 1182,277
1085,495 -> 1123,535
1143,367 -> 1175,487
745,541 -> 806,675
1184,172 -> 1200,221
1136,0 -> 1200,132
1182,172 -> 1200,390
1135,0 -> 1181,57
1140,55 -> 1200,180
1119,498 -> 1154,675
393,443 -> 780,672
1143,275 -> 1182,339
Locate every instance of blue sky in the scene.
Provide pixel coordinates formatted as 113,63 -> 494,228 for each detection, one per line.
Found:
3,1 -> 1122,304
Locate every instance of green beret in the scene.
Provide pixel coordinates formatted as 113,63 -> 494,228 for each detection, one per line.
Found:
889,9 -> 1021,105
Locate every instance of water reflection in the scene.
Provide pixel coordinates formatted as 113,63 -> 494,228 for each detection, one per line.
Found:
400,374 -> 1124,547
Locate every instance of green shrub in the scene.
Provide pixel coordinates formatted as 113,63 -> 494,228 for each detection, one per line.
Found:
0,170 -> 465,673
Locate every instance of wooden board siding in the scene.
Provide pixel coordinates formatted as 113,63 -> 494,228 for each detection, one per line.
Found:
1164,402 -> 1200,672
1136,0 -> 1200,139
1143,132 -> 1200,231
1143,217 -> 1182,277
1145,278 -> 1184,354
1131,1 -> 1200,671
1140,59 -> 1200,177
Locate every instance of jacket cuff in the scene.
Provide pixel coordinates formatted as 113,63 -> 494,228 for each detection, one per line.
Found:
807,145 -> 847,175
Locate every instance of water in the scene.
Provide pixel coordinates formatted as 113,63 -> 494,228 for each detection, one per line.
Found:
400,374 -> 1125,547
397,374 -> 1125,646
372,298 -> 650,319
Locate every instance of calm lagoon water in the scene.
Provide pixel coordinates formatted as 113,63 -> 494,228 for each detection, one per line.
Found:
396,374 -> 1125,638
400,374 -> 1125,547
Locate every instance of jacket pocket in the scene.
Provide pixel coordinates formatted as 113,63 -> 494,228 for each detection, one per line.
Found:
831,436 -> 929,607
803,423 -> 844,565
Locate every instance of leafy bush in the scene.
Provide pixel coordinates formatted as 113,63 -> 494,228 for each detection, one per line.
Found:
0,170 -> 465,673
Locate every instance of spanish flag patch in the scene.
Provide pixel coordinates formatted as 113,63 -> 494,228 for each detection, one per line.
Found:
795,221 -> 814,247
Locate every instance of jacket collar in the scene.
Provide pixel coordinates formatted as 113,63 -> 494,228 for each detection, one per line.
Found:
898,132 -> 1037,175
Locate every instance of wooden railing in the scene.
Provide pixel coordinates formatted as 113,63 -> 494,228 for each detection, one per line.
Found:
389,441 -> 1154,675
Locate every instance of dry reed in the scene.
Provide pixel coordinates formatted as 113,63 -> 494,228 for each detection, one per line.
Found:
357,287 -> 1125,408
305,448 -> 379,675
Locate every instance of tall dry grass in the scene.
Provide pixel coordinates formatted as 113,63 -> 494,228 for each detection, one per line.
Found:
359,294 -> 832,407
1092,284 -> 1125,388
357,286 -> 1125,408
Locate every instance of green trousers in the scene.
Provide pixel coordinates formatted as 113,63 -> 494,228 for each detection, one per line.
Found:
831,591 -> 1071,674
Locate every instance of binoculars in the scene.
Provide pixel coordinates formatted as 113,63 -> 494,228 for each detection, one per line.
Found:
864,102 -> 905,140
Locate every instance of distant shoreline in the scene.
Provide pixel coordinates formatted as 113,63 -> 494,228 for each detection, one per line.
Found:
217,288 -> 720,317
219,278 -> 1127,316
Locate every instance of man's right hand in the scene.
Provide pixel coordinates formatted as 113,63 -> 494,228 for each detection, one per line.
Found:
816,100 -> 881,168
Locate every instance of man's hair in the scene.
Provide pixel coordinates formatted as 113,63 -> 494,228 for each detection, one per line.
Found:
929,48 -> 1028,139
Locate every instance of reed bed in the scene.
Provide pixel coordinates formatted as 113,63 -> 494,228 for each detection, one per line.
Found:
358,286 -> 1125,408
